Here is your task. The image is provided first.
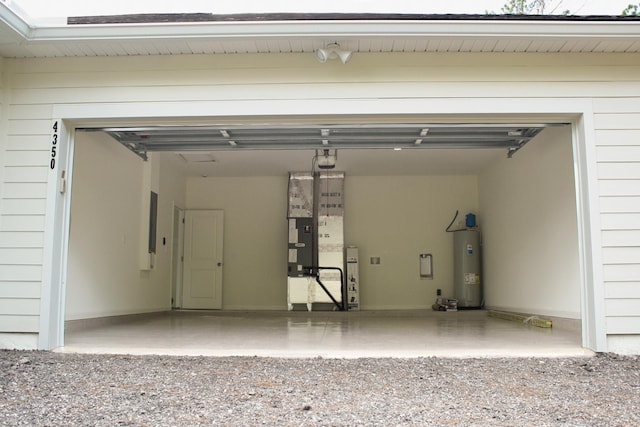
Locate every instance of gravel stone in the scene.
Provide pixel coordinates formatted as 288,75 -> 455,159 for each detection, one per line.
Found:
1,351 -> 639,426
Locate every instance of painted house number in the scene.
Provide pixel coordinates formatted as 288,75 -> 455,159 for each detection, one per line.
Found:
50,121 -> 58,170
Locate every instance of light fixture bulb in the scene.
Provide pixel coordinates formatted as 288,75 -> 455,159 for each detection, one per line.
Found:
336,49 -> 352,64
315,48 -> 329,63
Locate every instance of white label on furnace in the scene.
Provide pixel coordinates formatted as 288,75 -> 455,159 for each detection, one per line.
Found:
288,249 -> 297,263
288,220 -> 297,244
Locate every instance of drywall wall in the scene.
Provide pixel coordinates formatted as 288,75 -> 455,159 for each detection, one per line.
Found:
65,132 -> 185,320
186,176 -> 288,310
479,126 -> 581,319
345,175 -> 479,309
63,128 -> 578,317
186,174 -> 478,310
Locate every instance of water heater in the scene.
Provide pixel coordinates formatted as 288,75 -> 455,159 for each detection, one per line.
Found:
453,230 -> 482,308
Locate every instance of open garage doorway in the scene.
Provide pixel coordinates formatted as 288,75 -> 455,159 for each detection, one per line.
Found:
61,117 -> 585,356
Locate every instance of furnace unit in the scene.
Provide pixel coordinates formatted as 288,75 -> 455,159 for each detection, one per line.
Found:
287,171 -> 345,311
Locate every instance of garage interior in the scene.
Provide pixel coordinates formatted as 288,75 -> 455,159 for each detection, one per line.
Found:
61,117 -> 586,357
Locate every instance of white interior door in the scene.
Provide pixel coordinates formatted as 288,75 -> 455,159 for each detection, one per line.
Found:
182,210 -> 224,309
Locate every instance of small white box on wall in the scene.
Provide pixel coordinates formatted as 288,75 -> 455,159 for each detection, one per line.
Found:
420,253 -> 433,279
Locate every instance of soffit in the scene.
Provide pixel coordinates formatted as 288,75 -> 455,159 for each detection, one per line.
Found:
1,8 -> 640,58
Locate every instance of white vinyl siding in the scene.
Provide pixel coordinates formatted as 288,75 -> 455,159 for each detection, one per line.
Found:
0,57 -> 49,332
594,103 -> 640,337
0,51 -> 639,347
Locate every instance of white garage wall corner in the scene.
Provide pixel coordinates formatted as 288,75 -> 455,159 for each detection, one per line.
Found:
345,175 -> 479,309
185,176 -> 288,310
479,126 -> 581,319
156,153 -> 186,305
159,153 -> 187,210
65,132 -> 180,320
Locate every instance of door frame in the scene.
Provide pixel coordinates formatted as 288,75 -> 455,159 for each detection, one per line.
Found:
170,204 -> 185,308
39,120 -> 75,350
42,97 -> 605,351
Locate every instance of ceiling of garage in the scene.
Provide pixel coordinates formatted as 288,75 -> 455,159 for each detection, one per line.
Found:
158,147 -> 513,177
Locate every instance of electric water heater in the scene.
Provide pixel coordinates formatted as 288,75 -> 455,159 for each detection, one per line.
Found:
453,230 -> 482,308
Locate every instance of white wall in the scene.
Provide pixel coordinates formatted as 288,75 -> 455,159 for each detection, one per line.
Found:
185,174 -> 477,310
0,55 -> 43,346
186,176 -> 288,309
345,175 -> 478,309
595,109 -> 640,354
0,56 -> 4,207
65,132 -> 185,320
0,58 -> 36,347
479,126 -> 580,319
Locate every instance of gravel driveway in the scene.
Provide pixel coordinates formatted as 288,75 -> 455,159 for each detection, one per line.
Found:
1,350 -> 639,426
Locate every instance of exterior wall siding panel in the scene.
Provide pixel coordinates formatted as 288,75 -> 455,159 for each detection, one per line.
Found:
607,317 -> 640,335
605,282 -> 640,299
0,282 -> 41,299
0,315 -> 39,332
594,100 -> 640,339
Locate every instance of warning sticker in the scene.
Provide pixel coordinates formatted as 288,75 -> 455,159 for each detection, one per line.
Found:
464,273 -> 481,285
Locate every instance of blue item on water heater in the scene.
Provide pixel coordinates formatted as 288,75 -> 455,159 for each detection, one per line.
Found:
465,213 -> 476,228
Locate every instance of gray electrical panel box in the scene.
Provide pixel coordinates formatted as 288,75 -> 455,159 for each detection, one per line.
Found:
288,218 -> 314,277
453,230 -> 482,308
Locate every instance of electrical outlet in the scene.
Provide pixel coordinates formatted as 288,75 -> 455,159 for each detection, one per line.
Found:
437,289 -> 442,296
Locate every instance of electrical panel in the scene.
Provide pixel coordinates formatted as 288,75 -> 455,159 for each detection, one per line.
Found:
288,218 -> 314,277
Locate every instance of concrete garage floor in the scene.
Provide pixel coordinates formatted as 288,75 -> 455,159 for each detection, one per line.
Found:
59,310 -> 591,358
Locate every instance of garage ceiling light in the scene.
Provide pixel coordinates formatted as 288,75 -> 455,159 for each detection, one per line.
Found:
86,123 -> 556,161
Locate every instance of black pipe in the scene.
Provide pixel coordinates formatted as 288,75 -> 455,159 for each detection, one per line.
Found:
303,266 -> 345,311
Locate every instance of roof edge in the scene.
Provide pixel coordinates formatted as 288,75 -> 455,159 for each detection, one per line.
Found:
29,18 -> 640,43
67,12 -> 640,25
0,1 -> 31,36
